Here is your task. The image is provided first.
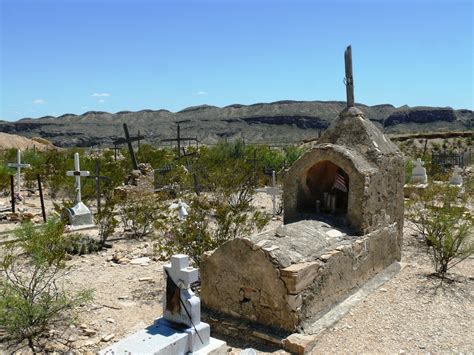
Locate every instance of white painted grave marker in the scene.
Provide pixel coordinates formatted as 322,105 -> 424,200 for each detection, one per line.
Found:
449,165 -> 463,186
64,153 -> 94,229
7,150 -> 31,197
66,152 -> 90,203
170,200 -> 190,220
100,254 -> 226,355
256,170 -> 281,216
410,158 -> 428,184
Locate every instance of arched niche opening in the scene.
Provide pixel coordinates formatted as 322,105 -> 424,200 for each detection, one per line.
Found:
301,160 -> 349,215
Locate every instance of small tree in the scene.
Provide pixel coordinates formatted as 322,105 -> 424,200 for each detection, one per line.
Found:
407,182 -> 474,278
0,220 -> 93,351
155,170 -> 269,266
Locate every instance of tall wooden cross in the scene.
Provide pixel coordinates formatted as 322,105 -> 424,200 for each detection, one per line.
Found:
86,160 -> 110,214
344,45 -> 355,107
161,121 -> 198,159
112,125 -> 144,168
123,123 -> 139,170
66,153 -> 90,204
8,150 -> 31,196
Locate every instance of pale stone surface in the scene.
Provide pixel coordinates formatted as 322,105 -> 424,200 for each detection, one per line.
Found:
410,158 -> 428,184
63,201 -> 94,228
282,333 -> 316,355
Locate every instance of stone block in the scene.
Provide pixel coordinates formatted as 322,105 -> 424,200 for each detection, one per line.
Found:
280,262 -> 320,294
282,333 -> 316,355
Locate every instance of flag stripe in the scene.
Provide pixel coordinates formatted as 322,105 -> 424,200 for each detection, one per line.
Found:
333,172 -> 348,192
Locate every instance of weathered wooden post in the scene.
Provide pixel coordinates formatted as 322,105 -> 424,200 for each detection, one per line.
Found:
123,123 -> 139,170
86,160 -> 110,214
344,45 -> 355,107
37,174 -> 47,222
10,175 -> 15,213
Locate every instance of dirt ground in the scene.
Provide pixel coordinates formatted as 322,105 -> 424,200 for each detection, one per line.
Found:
0,191 -> 473,354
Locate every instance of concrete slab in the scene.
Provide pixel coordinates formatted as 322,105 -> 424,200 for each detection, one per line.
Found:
100,318 -> 226,355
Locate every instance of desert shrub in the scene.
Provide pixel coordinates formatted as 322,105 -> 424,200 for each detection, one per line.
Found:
117,191 -> 165,238
0,219 -> 93,351
154,159 -> 270,266
94,191 -> 118,247
407,182 -> 474,277
405,159 -> 414,184
0,165 -> 12,194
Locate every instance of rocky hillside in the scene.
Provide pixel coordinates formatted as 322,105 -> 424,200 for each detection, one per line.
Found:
0,101 -> 472,147
0,132 -> 57,151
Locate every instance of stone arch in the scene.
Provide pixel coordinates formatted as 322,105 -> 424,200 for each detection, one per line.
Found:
283,144 -> 376,235
304,160 -> 349,214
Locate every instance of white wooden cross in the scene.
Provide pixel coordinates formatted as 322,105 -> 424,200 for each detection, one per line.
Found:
256,170 -> 281,216
66,153 -> 90,203
8,150 -> 31,196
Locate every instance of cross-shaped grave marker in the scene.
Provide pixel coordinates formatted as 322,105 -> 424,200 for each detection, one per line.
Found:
161,121 -> 198,159
256,170 -> 281,216
86,160 -> 110,214
66,152 -> 90,204
8,150 -> 31,198
163,254 -> 200,328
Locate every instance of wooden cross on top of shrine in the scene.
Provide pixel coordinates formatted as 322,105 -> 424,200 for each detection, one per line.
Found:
344,45 -> 355,107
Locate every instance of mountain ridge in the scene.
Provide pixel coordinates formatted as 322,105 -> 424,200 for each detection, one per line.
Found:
1,100 -> 472,147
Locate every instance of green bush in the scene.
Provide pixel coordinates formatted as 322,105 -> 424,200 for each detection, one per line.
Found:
0,220 -> 93,351
407,182 -> 474,277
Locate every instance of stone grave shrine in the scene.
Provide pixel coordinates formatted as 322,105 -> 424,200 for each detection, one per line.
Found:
449,165 -> 463,186
101,254 -> 226,355
410,158 -> 428,184
63,152 -> 94,229
201,46 -> 404,347
8,149 -> 31,200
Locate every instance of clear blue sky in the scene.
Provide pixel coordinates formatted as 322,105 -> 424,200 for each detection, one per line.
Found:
0,0 -> 472,121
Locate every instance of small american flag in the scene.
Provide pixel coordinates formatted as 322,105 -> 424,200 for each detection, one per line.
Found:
333,171 -> 348,192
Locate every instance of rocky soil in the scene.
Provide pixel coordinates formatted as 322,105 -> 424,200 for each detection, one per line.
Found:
0,192 -> 472,354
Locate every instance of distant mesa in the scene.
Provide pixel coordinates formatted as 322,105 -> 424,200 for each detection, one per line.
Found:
0,100 -> 472,148
178,104 -> 218,113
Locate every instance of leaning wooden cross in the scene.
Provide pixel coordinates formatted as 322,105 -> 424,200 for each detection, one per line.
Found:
86,160 -> 110,214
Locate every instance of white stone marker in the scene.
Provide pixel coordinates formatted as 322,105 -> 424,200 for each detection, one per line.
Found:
100,254 -> 226,355
170,200 -> 190,220
8,150 -> 31,197
64,153 -> 94,228
256,170 -> 281,216
66,152 -> 90,203
410,158 -> 428,184
449,165 -> 463,186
